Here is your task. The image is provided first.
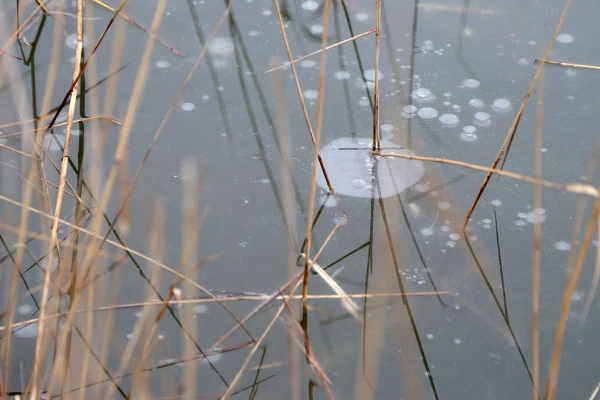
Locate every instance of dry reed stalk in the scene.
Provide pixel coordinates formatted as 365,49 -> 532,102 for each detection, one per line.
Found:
0,61 -> 6,113
126,204 -> 184,398
0,50 -> 6,92
46,0 -> 131,130
0,193 -> 230,292
532,69 -> 545,400
279,293 -> 335,400
0,221 -> 129,269
563,132 -> 600,325
80,0 -> 237,282
81,10 -> 128,395
90,251 -> 126,399
379,184 -> 429,399
309,257 -> 362,322
0,143 -> 39,159
0,181 -> 528,330
272,0 -> 340,203
265,29 -> 375,73
171,288 -> 187,394
303,0 -> 331,300
90,0 -> 185,56
590,381 -> 600,400
117,148 -> 130,234
4,174 -> 47,202
29,1 -> 132,395
0,290 -> 452,333
56,341 -> 253,397
98,6 -> 126,144
25,0 -> 65,217
372,0 -> 380,151
70,209 -> 230,393
0,4 -> 117,392
179,159 -> 200,400
201,217 -> 343,364
81,6 -> 128,333
15,0 -> 21,33
71,0 -> 158,289
457,294 -> 515,344
0,0 -> 47,56
34,145 -> 90,211
313,219 -> 345,265
461,0 -> 573,231
33,0 -> 50,14
536,59 -> 600,70
0,164 -> 75,196
269,54 -> 300,400
299,215 -> 363,324
106,199 -> 167,400
10,2 -> 48,47
168,274 -> 299,366
111,188 -> 253,376
245,361 -> 287,371
44,1 -> 84,395
0,116 -> 120,133
49,0 -> 83,286
77,190 -> 250,347
353,221 -> 385,400
544,198 -> 600,400
0,1 -> 64,393
583,219 -> 600,323
221,280 -> 302,400
372,151 -> 599,197
377,137 -> 569,374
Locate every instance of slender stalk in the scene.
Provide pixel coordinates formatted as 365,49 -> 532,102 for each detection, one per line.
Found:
46,0 -> 131,130
302,0 -> 331,300
221,281 -> 302,400
544,199 -> 600,400
591,381 -> 600,400
272,0 -> 340,203
58,0 -> 84,396
70,0 -> 157,291
536,59 -> 600,70
461,0 -> 573,231
79,0 -> 237,281
90,0 -> 185,56
51,0 -> 84,279
0,116 -> 120,137
269,54 -> 300,400
279,294 -> 335,400
264,29 -> 375,73
532,69 -> 544,400
372,151 -> 599,197
0,0 -> 47,56
372,0 -> 381,151
12,0 -> 65,394
34,0 -> 50,14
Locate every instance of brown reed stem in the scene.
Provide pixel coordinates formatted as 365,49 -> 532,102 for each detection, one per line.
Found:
302,0 -> 331,301
265,29 -> 375,73
535,59 -> 600,70
532,69 -> 545,400
272,0 -> 341,205
461,0 -> 573,232
372,151 -> 598,197
372,0 -> 381,151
